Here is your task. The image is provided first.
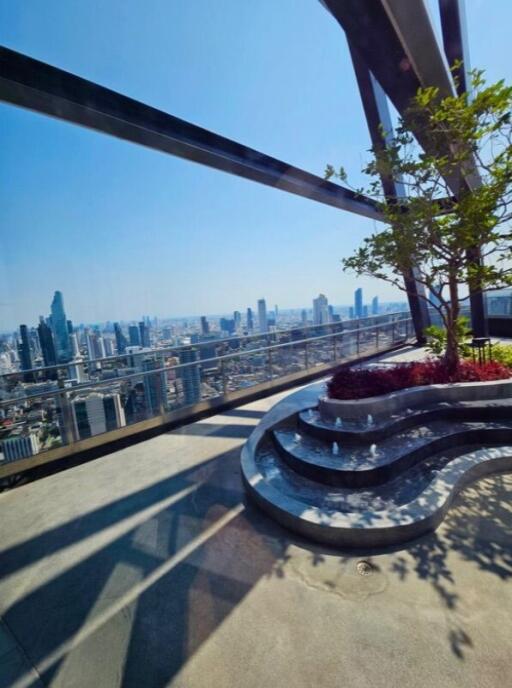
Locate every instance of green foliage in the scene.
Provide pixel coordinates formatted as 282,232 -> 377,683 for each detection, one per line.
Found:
485,342 -> 512,367
327,67 -> 512,367
425,317 -> 472,357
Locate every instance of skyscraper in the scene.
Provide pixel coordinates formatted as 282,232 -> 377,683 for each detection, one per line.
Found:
257,299 -> 268,333
37,319 -> 57,378
233,311 -> 241,331
354,288 -> 363,319
142,358 -> 167,416
179,348 -> 201,405
371,296 -> 379,315
71,392 -> 126,440
128,325 -> 141,346
301,309 -> 308,326
114,323 -> 128,354
246,308 -> 254,331
313,294 -> 329,325
200,316 -> 210,336
18,324 -> 34,381
50,291 -> 72,362
139,321 -> 151,348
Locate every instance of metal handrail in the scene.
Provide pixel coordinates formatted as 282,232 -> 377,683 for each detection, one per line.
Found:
0,311 -> 410,380
0,319 -> 412,408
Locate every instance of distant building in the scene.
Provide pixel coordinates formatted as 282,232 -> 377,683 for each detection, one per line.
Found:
142,359 -> 167,416
301,309 -> 308,326
179,348 -> 201,405
114,323 -> 128,354
1,433 -> 40,462
220,318 -> 235,335
37,319 -> 57,375
51,291 -> 72,362
246,308 -> 254,332
313,294 -> 329,325
18,324 -> 34,381
128,325 -> 141,346
354,288 -> 363,318
363,305 -> 369,318
233,311 -> 242,331
258,299 -> 268,333
139,321 -> 151,348
71,392 -> 126,440
349,306 -> 355,320
371,296 -> 379,315
200,316 -> 210,336
68,356 -> 86,383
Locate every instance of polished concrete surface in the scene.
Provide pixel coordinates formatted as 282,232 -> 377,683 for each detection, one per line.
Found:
0,347 -> 511,688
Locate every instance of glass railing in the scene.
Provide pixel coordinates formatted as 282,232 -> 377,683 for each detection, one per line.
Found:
0,313 -> 412,477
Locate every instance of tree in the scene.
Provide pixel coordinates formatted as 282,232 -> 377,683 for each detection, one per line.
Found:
326,67 -> 512,370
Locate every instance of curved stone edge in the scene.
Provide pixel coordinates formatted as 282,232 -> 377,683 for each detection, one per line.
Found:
319,378 -> 512,421
241,443 -> 512,548
272,426 -> 512,488
298,403 -> 512,444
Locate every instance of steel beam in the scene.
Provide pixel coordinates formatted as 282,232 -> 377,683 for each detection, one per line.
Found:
438,0 -> 488,336
349,42 -> 430,343
439,0 -> 471,94
324,0 -> 487,336
0,46 -> 381,221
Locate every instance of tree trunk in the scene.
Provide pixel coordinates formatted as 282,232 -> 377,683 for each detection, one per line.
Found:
444,271 -> 461,373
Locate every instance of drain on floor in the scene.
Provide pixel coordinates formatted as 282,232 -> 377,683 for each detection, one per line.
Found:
356,560 -> 374,576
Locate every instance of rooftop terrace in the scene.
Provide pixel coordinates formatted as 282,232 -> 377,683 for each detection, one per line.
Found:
0,347 -> 510,688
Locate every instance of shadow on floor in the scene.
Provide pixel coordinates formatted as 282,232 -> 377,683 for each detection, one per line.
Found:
0,436 -> 511,685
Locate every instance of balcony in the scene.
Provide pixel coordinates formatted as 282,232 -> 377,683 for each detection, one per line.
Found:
0,342 -> 511,688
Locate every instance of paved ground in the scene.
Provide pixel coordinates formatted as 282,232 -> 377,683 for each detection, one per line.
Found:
0,347 -> 511,688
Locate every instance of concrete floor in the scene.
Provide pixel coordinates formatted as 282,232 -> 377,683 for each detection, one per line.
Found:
0,347 -> 511,688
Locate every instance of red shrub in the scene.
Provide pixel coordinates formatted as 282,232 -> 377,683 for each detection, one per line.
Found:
327,359 -> 511,400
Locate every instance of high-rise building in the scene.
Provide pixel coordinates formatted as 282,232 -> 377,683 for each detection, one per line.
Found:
258,299 -> 268,333
50,291 -> 72,362
328,305 -> 334,321
301,309 -> 308,326
104,338 -> 114,357
220,318 -> 235,335
246,308 -> 254,331
18,324 -> 34,381
371,296 -> 379,315
179,348 -> 201,405
128,325 -> 140,346
1,432 -> 40,462
313,294 -> 329,325
200,316 -> 210,336
233,311 -> 242,331
69,332 -> 80,357
139,321 -> 151,348
349,306 -> 355,320
354,288 -> 363,319
71,392 -> 126,440
68,356 -> 86,383
114,323 -> 128,354
142,359 -> 167,415
363,305 -> 369,318
37,319 -> 57,379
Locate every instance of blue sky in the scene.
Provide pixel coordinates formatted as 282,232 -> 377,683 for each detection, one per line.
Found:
0,0 -> 509,328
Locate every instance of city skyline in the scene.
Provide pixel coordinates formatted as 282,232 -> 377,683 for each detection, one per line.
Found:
1,287 -> 404,336
2,3 -> 509,331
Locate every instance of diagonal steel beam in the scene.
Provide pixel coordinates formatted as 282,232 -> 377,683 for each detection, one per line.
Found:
439,0 -> 471,95
0,46 -> 382,221
349,42 -> 430,342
